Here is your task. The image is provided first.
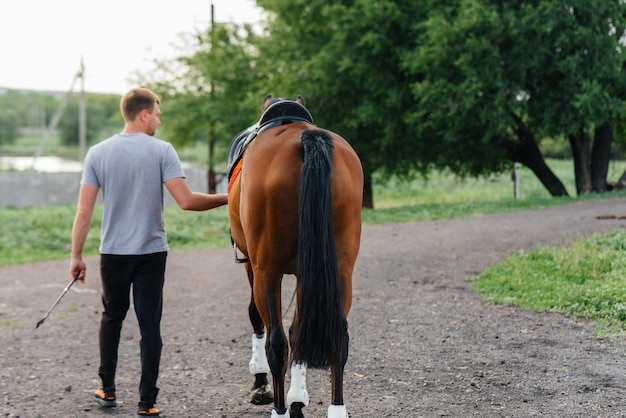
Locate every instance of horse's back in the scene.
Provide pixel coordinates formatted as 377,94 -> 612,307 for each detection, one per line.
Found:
244,123 -> 363,224
244,124 -> 306,193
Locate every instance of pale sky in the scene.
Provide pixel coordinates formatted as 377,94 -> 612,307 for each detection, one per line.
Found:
0,0 -> 263,95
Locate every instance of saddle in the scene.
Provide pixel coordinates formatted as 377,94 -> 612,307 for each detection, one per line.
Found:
226,100 -> 314,179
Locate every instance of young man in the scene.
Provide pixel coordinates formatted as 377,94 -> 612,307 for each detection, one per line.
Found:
69,87 -> 228,417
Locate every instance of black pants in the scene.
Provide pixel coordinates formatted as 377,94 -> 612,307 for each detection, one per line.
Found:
98,252 -> 167,406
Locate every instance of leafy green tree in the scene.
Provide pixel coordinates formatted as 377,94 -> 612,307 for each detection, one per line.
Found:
139,22 -> 264,176
0,90 -> 52,127
0,90 -> 57,144
257,0 -> 626,200
255,0 -> 427,207
523,1 -> 626,194
57,93 -> 121,147
137,0 -> 625,204
0,110 -> 18,146
0,89 -> 62,147
404,0 -> 626,196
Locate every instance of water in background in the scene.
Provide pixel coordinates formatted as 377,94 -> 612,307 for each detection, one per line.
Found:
0,156 -> 83,172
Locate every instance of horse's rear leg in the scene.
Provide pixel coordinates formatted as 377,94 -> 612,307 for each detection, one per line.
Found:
247,264 -> 273,405
287,362 -> 309,418
265,326 -> 289,417
327,318 -> 349,418
265,302 -> 289,417
327,367 -> 347,418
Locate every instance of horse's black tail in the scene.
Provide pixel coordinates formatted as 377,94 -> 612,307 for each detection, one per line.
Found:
292,129 -> 347,369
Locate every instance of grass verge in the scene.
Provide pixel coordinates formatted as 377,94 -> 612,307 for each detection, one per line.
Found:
473,230 -> 626,336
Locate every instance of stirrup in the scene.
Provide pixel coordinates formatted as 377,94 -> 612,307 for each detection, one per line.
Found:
232,241 -> 249,263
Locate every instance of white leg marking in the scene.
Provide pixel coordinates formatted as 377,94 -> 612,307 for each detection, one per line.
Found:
328,404 -> 347,418
286,362 -> 309,406
249,333 -> 270,374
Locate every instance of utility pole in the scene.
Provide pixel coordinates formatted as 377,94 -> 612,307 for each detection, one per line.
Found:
513,162 -> 520,200
32,60 -> 86,168
207,3 -> 216,193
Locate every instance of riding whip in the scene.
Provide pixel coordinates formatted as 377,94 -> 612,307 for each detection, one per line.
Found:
35,272 -> 80,328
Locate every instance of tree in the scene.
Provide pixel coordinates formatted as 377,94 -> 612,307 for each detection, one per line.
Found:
0,90 -> 58,146
255,0 -> 428,207
0,111 -> 18,147
138,21 -> 266,191
140,0 -> 626,204
256,0 -> 626,200
404,0 -> 626,196
57,93 -> 120,148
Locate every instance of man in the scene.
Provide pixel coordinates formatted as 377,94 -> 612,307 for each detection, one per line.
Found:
69,87 -> 228,417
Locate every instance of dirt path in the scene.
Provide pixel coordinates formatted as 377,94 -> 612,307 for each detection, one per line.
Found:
2,198 -> 626,417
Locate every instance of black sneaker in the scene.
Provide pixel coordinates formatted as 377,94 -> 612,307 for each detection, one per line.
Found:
94,389 -> 117,407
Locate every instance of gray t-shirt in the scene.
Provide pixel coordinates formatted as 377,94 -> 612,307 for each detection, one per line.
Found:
81,133 -> 185,255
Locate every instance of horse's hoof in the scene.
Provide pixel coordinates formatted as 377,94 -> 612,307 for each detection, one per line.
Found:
250,384 -> 274,405
289,402 -> 306,418
271,408 -> 290,418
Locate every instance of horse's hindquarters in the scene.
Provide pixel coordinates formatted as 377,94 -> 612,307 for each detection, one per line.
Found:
238,129 -> 304,271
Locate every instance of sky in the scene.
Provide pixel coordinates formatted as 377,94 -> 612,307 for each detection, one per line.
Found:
0,0 -> 263,95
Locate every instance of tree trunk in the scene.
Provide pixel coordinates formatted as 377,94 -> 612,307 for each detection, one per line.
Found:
569,129 -> 592,195
508,112 -> 569,197
590,122 -> 612,193
362,173 -> 374,209
207,168 -> 216,194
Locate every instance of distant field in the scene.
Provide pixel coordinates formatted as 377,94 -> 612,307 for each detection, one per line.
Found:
1,132 -> 79,160
372,159 -> 626,208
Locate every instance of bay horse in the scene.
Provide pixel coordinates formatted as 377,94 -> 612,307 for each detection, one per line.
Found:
227,95 -> 363,418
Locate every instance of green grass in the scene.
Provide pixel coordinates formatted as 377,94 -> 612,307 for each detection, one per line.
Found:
362,197 -> 571,224
473,231 -> 626,335
0,205 -> 232,266
372,158 -> 626,207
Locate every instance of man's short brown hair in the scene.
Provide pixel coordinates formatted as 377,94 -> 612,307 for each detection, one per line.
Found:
120,88 -> 161,122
